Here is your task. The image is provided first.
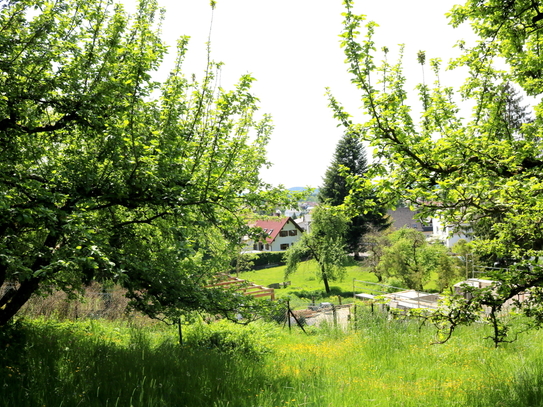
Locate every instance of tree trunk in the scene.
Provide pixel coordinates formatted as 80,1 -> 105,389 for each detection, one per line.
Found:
322,275 -> 331,294
0,277 -> 41,326
321,267 -> 331,294
0,232 -> 58,326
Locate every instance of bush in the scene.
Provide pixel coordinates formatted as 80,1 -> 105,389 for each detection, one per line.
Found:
384,277 -> 407,292
251,252 -> 286,269
289,289 -> 326,302
184,320 -> 274,360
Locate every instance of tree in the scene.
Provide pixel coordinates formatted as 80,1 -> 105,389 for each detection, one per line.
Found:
0,0 -> 280,326
377,228 -> 455,292
318,132 -> 367,206
452,239 -> 477,281
284,206 -> 349,294
361,227 -> 391,282
328,0 -> 543,343
318,132 -> 389,258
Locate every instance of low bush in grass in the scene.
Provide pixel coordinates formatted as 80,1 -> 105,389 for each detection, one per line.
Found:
183,319 -> 275,360
251,252 -> 286,269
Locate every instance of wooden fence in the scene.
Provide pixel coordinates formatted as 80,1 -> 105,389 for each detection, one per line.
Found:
208,274 -> 275,300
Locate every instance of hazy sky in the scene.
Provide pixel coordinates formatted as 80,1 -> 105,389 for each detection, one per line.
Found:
127,0 -> 475,188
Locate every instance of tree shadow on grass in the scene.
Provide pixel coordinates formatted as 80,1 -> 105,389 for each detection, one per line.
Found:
288,286 -> 355,303
0,320 -> 303,407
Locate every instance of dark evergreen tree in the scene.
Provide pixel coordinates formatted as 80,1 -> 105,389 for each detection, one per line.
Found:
318,132 -> 390,258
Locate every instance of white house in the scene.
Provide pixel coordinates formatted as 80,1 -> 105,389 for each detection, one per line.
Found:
243,217 -> 304,252
432,217 -> 472,248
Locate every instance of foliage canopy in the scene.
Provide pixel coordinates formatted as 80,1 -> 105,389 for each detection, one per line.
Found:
378,228 -> 459,292
330,0 -> 543,344
0,0 -> 280,325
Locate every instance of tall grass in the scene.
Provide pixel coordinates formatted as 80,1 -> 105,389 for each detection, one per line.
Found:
3,306 -> 543,407
1,318 -> 283,407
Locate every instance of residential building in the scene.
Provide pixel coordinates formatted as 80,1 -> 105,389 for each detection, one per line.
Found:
386,207 -> 433,236
243,217 -> 304,252
432,217 -> 472,248
295,213 -> 312,233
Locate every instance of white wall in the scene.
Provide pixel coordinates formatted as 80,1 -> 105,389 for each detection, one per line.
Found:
269,220 -> 302,251
432,217 -> 472,248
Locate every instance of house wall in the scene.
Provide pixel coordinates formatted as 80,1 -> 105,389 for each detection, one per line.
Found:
387,208 -> 433,235
242,219 -> 302,252
432,218 -> 472,248
269,220 -> 301,251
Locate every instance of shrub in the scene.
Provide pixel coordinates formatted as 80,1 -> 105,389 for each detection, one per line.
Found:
384,277 -> 406,292
184,320 -> 274,360
251,252 -> 286,269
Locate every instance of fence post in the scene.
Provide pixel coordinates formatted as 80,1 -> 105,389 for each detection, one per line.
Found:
353,303 -> 357,332
287,300 -> 291,333
177,318 -> 183,346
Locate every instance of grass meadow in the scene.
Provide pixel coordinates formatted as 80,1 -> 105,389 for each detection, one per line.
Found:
242,259 -> 440,307
2,305 -> 543,407
243,259 -> 377,302
2,262 -> 540,407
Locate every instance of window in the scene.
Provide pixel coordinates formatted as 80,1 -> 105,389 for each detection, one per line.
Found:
280,244 -> 289,250
279,231 -> 288,237
265,244 -> 270,250
289,230 -> 297,236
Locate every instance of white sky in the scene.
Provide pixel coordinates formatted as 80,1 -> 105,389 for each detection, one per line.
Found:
126,0 -> 475,188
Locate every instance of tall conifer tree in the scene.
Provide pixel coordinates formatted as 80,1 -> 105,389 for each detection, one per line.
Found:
319,133 -> 389,257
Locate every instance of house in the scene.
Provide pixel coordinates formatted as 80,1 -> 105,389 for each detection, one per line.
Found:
386,207 -> 433,236
295,213 -> 312,233
243,217 -> 304,252
432,217 -> 472,248
387,207 -> 473,246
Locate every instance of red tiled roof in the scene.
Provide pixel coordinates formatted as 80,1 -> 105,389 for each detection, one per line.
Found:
251,217 -> 302,244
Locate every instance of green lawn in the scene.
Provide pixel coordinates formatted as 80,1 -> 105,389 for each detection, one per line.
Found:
241,259 -> 452,306
241,259 -> 378,303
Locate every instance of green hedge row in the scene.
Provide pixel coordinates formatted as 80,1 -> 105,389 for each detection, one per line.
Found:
231,252 -> 286,271
251,252 -> 285,268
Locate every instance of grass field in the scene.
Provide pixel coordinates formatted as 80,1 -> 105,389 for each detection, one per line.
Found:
241,259 -> 441,306
242,259 -> 377,300
2,309 -> 543,407
1,262 -> 528,407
